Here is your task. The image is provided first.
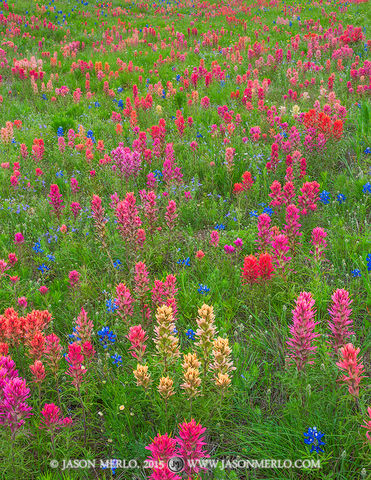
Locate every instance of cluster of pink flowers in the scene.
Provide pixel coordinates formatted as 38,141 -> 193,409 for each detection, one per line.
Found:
286,292 -> 319,371
145,419 -> 208,479
0,356 -> 33,435
48,184 -> 65,219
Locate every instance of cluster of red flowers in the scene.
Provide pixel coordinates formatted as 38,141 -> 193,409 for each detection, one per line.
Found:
241,252 -> 274,285
233,171 -> 254,194
303,109 -> 344,139
0,308 -> 52,354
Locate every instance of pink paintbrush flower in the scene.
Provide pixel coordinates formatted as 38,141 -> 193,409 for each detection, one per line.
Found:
176,419 -> 209,475
286,292 -> 320,371
328,289 -> 354,354
336,343 -> 365,398
0,376 -> 33,433
65,343 -> 86,388
126,325 -> 148,362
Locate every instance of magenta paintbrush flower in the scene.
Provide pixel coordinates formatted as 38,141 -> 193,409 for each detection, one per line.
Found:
40,403 -> 72,431
0,376 -> 33,433
0,355 -> 18,390
176,419 -> 209,475
48,184 -> 65,219
145,433 -> 181,480
165,200 -> 177,231
115,283 -> 135,323
286,292 -> 320,371
65,342 -> 86,388
126,325 -> 148,362
310,227 -> 327,263
257,213 -> 272,250
75,307 -> 94,344
328,289 -> 354,354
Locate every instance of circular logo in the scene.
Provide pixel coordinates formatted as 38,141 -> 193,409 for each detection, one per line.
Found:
167,457 -> 185,473
50,460 -> 59,469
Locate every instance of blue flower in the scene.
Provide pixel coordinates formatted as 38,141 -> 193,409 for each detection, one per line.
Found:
214,223 -> 226,231
111,354 -> 122,366
367,254 -> 371,272
364,147 -> 371,154
106,299 -> 119,313
57,126 -> 64,137
33,241 -> 43,253
69,328 -> 81,344
351,269 -> 362,278
186,329 -> 196,341
46,254 -> 55,261
177,257 -> 190,267
198,284 -> 210,294
113,259 -> 122,270
319,190 -> 331,204
87,130 -> 96,143
153,170 -> 163,181
336,194 -> 346,204
38,263 -> 50,273
304,427 -> 325,453
249,210 -> 259,217
363,182 -> 371,194
262,206 -> 273,216
97,326 -> 116,349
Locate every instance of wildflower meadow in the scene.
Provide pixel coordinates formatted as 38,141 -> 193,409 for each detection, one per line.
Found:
0,0 -> 370,478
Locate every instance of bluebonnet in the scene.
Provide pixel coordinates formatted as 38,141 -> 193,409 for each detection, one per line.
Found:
113,259 -> 122,270
196,132 -> 203,138
214,223 -> 226,231
97,327 -> 116,349
94,101 -> 101,108
351,269 -> 362,278
176,74 -> 180,81
87,130 -> 96,143
56,170 -> 64,178
38,264 -> 50,273
111,354 -> 122,366
364,147 -> 371,154
106,298 -> 119,313
304,427 -> 325,453
363,182 -> 371,194
249,210 -> 259,217
198,284 -> 210,294
365,254 -> 371,272
319,191 -> 331,204
336,194 -> 346,204
262,206 -> 274,216
117,87 -> 123,93
57,126 -> 64,137
153,170 -> 163,182
177,257 -> 190,267
186,329 -> 196,341
46,254 -> 55,262
33,241 -> 43,253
